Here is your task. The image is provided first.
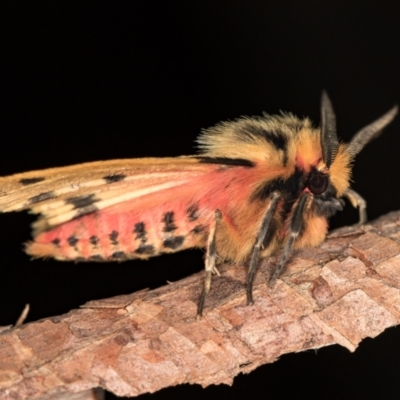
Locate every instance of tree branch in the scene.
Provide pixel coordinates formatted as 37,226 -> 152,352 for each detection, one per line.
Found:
2,211 -> 400,399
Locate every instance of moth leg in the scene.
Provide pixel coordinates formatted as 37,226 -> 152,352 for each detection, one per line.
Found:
269,193 -> 309,287
344,188 -> 367,225
247,191 -> 281,305
197,209 -> 221,317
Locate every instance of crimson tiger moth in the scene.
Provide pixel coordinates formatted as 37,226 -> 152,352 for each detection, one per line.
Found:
0,92 -> 397,315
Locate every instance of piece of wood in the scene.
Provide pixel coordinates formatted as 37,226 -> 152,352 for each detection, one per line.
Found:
2,211 -> 400,399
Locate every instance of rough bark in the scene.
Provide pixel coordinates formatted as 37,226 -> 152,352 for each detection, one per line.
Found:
2,211 -> 400,399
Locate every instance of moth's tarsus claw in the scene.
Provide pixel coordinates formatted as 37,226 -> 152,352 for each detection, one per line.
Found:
246,290 -> 254,305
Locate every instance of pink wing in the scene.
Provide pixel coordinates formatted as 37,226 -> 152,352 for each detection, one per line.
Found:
0,157 -> 261,261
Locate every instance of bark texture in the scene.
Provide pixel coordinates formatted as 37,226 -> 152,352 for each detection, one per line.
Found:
2,211 -> 400,399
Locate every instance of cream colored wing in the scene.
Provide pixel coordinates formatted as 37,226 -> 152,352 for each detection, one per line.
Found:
0,157 -> 216,233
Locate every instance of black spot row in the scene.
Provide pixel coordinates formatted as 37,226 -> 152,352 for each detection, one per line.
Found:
73,253 -> 127,261
55,223 -> 196,254
49,234 -> 157,260
53,235 -> 184,258
51,235 -> 98,248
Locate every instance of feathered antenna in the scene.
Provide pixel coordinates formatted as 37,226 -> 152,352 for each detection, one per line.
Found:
347,105 -> 398,156
320,91 -> 339,168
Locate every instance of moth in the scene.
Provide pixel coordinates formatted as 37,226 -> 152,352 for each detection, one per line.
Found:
0,93 -> 397,315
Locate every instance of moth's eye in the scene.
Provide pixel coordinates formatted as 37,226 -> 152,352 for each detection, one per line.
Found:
308,172 -> 329,195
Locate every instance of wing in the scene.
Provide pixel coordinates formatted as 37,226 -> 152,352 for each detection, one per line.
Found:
0,157 -> 223,233
0,156 -> 265,261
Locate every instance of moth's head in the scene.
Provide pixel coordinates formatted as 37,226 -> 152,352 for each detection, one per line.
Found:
315,92 -> 398,198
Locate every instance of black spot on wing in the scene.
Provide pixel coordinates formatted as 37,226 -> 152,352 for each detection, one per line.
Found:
111,251 -> 126,260
19,177 -> 45,186
191,225 -> 206,234
103,174 -> 126,183
89,254 -> 104,261
187,203 -> 199,221
196,157 -> 255,167
90,236 -> 99,246
73,205 -> 98,218
28,191 -> 56,204
66,194 -> 99,209
135,244 -> 155,255
163,236 -> 185,249
67,194 -> 99,219
51,238 -> 60,247
109,230 -> 119,245
133,222 -> 146,240
67,235 -> 79,247
162,212 -> 177,232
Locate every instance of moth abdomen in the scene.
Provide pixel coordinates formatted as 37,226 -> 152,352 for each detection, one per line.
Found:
26,204 -> 211,262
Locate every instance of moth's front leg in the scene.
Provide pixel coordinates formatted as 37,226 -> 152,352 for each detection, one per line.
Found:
269,193 -> 310,287
246,191 -> 281,305
344,188 -> 367,225
197,209 -> 221,318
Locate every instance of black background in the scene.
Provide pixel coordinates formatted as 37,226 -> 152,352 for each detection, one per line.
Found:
1,2 -> 400,399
